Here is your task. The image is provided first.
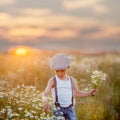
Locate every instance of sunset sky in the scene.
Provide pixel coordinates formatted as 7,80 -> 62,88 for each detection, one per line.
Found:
0,0 -> 120,52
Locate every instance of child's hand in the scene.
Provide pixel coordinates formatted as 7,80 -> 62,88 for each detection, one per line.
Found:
44,102 -> 51,113
90,89 -> 97,96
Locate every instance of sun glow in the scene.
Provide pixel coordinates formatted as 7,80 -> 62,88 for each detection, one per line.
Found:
15,47 -> 28,56
9,46 -> 41,56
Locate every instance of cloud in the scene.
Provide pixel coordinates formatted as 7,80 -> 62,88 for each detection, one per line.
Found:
2,27 -> 78,42
82,26 -> 120,41
0,8 -> 119,43
62,0 -> 108,14
5,28 -> 46,42
0,0 -> 16,6
80,27 -> 102,35
0,11 -> 96,41
46,29 -> 78,40
19,8 -> 52,16
0,13 -> 12,27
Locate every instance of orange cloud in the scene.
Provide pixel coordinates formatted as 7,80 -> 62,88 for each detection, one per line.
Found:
0,13 -> 12,27
9,28 -> 45,37
20,8 -> 52,16
4,27 -> 46,42
0,11 -> 100,29
0,9 -> 119,42
47,29 -> 78,40
4,27 -> 78,42
62,0 -> 108,14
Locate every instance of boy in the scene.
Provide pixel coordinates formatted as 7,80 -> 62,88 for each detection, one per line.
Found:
42,54 -> 96,120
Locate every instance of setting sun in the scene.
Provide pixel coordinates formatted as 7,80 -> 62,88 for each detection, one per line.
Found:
9,46 -> 41,56
15,48 -> 28,56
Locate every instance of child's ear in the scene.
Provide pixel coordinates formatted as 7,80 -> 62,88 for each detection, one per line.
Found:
67,66 -> 70,69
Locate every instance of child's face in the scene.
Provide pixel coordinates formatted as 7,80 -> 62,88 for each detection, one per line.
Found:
54,67 -> 69,79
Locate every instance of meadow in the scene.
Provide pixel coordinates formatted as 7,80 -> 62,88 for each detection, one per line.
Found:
0,51 -> 120,120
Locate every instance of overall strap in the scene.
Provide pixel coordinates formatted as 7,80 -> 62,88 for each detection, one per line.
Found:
70,76 -> 74,106
53,76 -> 74,107
53,76 -> 60,107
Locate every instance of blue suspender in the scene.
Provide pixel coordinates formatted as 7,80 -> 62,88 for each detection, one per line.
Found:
53,76 -> 74,107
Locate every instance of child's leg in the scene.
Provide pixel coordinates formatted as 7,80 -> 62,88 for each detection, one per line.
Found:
52,103 -> 65,119
64,106 -> 77,120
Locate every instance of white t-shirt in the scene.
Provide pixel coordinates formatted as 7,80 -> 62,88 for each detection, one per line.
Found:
52,75 -> 73,107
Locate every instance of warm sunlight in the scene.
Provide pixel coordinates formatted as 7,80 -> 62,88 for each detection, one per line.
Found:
9,46 -> 41,56
15,47 -> 28,56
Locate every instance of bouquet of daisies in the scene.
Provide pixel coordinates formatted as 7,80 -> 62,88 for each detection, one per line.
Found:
91,70 -> 107,89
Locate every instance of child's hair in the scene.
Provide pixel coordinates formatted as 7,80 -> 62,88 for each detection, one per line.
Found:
50,53 -> 70,70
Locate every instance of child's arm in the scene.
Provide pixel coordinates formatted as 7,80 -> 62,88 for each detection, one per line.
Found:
72,78 -> 96,97
42,78 -> 54,112
42,78 -> 53,100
